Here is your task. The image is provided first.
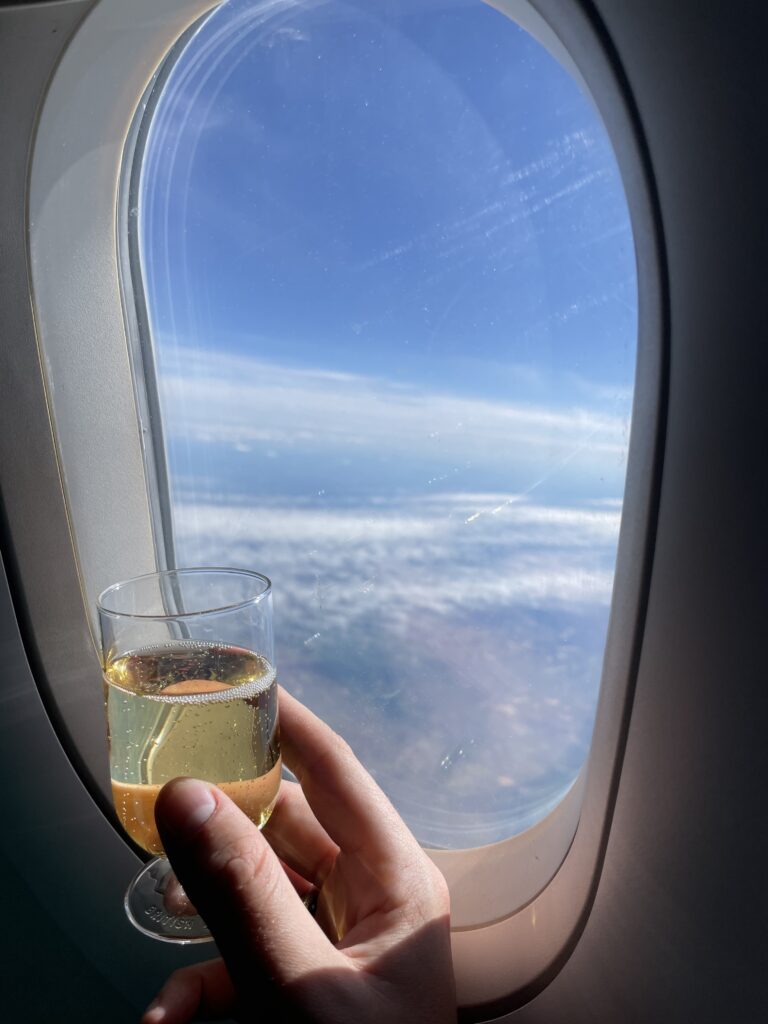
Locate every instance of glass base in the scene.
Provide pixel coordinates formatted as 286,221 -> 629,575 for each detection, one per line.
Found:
125,856 -> 213,944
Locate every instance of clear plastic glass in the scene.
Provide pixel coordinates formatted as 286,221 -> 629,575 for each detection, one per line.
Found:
97,567 -> 279,942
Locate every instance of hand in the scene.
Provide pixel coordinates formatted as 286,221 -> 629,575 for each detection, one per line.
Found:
142,687 -> 456,1023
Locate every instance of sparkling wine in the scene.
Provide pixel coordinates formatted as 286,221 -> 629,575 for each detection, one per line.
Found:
104,641 -> 280,854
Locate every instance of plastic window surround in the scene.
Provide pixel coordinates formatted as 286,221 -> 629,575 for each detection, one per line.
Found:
27,0 -> 663,1016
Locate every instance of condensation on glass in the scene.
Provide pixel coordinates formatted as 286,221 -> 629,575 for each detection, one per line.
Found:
130,0 -> 638,849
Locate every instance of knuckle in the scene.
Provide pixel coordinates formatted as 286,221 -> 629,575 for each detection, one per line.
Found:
428,863 -> 451,914
318,733 -> 354,771
209,833 -> 272,894
166,967 -> 189,987
297,735 -> 355,789
313,845 -> 339,886
402,857 -> 451,922
330,731 -> 355,761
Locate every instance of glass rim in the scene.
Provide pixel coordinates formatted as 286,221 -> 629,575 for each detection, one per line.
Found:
96,566 -> 272,620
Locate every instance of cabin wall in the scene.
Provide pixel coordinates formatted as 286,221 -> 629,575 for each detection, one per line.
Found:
512,1 -> 767,1019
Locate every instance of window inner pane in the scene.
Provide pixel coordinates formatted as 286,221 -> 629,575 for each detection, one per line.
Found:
136,0 -> 637,848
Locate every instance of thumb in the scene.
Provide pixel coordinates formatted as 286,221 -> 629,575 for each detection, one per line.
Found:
155,778 -> 341,994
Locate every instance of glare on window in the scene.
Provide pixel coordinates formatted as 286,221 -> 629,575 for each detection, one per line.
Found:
134,0 -> 637,848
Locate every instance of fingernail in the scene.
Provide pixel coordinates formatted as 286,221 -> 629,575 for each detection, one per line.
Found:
142,998 -> 165,1023
158,778 -> 216,839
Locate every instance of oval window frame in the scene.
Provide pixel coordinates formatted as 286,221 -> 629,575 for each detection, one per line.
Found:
25,0 -> 665,1013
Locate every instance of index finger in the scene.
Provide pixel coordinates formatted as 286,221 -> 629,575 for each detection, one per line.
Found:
278,687 -> 423,884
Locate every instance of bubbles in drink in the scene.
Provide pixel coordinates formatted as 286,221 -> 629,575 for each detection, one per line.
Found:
104,641 -> 280,854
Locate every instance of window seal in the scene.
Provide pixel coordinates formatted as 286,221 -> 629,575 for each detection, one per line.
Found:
116,13 -> 215,576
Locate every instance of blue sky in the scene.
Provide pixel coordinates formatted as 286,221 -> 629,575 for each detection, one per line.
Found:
138,0 -> 637,847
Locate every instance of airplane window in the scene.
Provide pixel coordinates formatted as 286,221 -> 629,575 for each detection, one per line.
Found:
131,0 -> 637,849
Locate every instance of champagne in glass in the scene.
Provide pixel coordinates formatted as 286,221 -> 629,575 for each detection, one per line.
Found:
98,568 -> 279,942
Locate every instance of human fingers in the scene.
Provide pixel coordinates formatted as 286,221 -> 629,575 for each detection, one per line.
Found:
279,857 -> 316,899
142,959 -> 234,1024
279,688 -> 423,887
154,778 -> 346,997
162,872 -> 197,917
264,779 -> 339,887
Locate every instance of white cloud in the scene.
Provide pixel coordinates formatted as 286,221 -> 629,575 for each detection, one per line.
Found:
173,492 -> 620,637
158,346 -> 627,485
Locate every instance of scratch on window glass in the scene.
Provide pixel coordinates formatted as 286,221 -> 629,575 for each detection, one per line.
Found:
465,428 -> 601,524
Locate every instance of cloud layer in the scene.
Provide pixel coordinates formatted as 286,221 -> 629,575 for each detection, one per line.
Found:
160,345 -> 630,497
158,348 -> 629,847
173,489 -> 620,847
